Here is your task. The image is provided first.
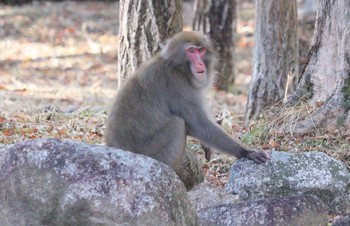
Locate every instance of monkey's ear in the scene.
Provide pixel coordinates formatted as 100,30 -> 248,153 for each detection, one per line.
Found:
203,34 -> 212,49
160,39 -> 172,60
159,40 -> 168,51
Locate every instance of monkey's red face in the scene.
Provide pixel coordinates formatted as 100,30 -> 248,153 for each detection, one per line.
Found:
186,46 -> 207,82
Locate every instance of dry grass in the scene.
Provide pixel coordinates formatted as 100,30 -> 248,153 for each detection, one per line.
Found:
241,101 -> 350,170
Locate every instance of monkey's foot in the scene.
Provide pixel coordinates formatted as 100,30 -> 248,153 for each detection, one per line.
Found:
246,150 -> 271,164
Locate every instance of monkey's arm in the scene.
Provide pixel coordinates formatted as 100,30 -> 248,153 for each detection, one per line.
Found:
190,114 -> 269,163
170,97 -> 270,163
186,113 -> 252,159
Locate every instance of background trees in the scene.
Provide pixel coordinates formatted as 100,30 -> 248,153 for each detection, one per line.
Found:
246,0 -> 298,120
287,0 -> 350,133
208,0 -> 237,91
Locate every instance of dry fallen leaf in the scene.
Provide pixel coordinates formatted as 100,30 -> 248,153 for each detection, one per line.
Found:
0,117 -> 6,124
269,139 -> 279,148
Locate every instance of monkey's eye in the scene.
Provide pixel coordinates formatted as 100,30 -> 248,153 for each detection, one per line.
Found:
198,47 -> 206,53
187,47 -> 196,54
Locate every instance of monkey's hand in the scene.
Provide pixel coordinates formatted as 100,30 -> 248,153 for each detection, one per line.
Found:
246,150 -> 271,164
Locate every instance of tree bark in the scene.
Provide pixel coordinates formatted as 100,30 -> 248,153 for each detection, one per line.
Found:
192,0 -> 237,91
192,0 -> 211,33
287,0 -> 350,133
208,0 -> 237,91
246,0 -> 298,120
117,0 -> 182,87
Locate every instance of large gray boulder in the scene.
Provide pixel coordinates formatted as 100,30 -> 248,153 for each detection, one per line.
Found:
197,194 -> 327,226
0,138 -> 198,226
226,151 -> 350,214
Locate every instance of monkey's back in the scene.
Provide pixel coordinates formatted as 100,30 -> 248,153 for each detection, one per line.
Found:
106,57 -> 181,157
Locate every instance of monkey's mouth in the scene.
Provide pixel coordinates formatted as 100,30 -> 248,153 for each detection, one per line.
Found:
195,71 -> 206,81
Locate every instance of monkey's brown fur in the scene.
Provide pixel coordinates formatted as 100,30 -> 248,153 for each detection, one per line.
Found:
106,31 -> 270,171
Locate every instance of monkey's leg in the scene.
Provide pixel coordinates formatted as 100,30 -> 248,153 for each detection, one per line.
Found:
152,116 -> 186,170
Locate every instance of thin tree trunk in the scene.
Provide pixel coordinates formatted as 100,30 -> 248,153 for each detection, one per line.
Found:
192,0 -> 211,33
246,0 -> 298,120
287,0 -> 350,133
209,0 -> 237,91
117,0 -> 182,88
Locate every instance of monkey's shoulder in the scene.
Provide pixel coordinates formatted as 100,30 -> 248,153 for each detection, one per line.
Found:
119,59 -> 167,96
132,57 -> 173,83
136,55 -> 164,71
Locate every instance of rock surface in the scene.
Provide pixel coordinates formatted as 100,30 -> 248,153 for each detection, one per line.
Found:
226,151 -> 350,214
0,138 -> 198,226
188,182 -> 238,211
197,194 -> 327,226
332,215 -> 350,226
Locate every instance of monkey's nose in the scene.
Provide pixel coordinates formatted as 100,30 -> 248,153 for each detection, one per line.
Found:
194,63 -> 206,72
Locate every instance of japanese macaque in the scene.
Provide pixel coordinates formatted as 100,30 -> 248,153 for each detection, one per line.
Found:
106,31 -> 270,172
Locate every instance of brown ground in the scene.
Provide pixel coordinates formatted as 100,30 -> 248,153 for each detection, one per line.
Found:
0,1 -> 119,113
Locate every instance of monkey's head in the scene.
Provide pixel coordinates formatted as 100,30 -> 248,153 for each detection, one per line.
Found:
161,31 -> 217,89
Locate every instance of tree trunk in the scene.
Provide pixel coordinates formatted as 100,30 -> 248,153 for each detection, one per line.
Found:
288,0 -> 350,133
117,0 -> 182,87
246,0 -> 298,120
192,0 -> 211,33
208,0 -> 237,91
192,0 -> 237,91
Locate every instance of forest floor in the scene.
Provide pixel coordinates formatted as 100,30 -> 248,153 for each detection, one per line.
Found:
0,2 -> 349,220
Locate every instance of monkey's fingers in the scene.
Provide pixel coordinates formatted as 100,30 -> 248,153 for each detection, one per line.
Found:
247,150 -> 271,164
